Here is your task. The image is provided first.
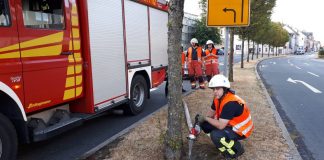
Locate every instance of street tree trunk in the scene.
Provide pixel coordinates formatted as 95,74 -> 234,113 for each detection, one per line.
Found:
247,38 -> 250,62
164,1 -> 185,160
268,46 -> 270,57
252,41 -> 255,60
276,47 -> 278,56
229,28 -> 234,82
261,43 -> 264,57
256,43 -> 259,59
241,37 -> 245,68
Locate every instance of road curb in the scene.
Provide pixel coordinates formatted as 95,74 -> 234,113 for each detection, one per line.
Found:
255,57 -> 302,160
79,89 -> 195,159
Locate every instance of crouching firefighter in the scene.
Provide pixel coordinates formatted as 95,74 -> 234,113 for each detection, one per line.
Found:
196,74 -> 254,159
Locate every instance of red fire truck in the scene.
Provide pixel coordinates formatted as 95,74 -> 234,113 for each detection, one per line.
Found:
0,0 -> 168,159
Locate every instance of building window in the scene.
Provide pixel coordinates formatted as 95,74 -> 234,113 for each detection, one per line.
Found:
21,0 -> 65,30
265,48 -> 268,52
236,45 -> 241,50
0,0 -> 11,27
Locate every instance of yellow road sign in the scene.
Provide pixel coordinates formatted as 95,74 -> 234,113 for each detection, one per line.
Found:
207,0 -> 250,27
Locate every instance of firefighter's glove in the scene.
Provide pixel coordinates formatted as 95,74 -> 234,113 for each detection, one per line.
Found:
197,114 -> 206,124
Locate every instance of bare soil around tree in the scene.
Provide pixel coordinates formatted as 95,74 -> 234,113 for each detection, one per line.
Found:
85,57 -> 295,160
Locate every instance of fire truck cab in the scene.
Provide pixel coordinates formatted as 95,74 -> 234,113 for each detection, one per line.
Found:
0,0 -> 168,159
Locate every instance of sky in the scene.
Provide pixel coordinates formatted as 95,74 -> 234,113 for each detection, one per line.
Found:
184,0 -> 323,44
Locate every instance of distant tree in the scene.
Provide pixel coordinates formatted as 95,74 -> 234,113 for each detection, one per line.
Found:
193,0 -> 221,46
238,0 -> 276,62
192,17 -> 221,46
164,0 -> 185,160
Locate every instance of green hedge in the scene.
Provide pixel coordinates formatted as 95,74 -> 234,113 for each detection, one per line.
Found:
319,50 -> 324,55
319,49 -> 324,58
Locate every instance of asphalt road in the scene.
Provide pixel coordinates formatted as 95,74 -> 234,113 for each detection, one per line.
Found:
258,53 -> 324,160
18,83 -> 169,160
217,53 -> 246,72
17,54 -> 243,160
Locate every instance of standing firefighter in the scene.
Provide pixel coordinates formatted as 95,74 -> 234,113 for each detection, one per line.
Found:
196,74 -> 254,159
204,40 -> 219,82
187,38 -> 205,89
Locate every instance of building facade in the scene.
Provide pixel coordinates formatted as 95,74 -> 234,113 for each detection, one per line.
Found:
181,12 -> 198,50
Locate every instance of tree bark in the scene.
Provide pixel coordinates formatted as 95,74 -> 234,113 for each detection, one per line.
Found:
261,43 -> 264,57
164,1 -> 185,160
241,37 -> 245,68
252,41 -> 255,60
229,28 -> 234,82
256,43 -> 259,59
247,38 -> 250,62
268,46 -> 270,57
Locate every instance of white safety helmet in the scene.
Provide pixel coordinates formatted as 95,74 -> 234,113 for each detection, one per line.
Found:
206,40 -> 214,45
190,38 -> 198,44
208,74 -> 230,88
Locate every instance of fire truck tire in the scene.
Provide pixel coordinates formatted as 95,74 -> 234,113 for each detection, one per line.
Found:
125,75 -> 148,115
0,113 -> 18,160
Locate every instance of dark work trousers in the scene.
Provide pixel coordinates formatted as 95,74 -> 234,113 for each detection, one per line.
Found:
200,122 -> 245,158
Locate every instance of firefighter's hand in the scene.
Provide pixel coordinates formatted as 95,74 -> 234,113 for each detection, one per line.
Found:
197,114 -> 206,123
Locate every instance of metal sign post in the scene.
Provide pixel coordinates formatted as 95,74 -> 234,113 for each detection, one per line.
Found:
224,27 -> 229,77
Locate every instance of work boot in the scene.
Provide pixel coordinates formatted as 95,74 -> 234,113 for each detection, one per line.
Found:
182,88 -> 187,92
191,84 -> 196,89
223,145 -> 245,160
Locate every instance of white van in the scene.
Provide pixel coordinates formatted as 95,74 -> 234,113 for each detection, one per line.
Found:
296,47 -> 305,55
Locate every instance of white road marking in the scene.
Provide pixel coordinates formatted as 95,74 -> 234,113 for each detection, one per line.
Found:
259,64 -> 267,68
307,72 -> 320,77
295,66 -> 301,70
287,78 -> 322,93
290,64 -> 294,66
219,63 -> 224,66
269,61 -> 276,65
304,63 -> 310,66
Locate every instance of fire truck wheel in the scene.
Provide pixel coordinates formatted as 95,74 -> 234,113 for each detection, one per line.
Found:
125,75 -> 148,115
0,113 -> 18,160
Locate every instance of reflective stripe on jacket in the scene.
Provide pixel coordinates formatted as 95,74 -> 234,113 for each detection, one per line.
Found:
213,92 -> 254,137
187,47 -> 202,62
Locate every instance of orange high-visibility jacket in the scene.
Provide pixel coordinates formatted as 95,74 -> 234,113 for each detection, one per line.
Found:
204,48 -> 218,63
187,47 -> 202,62
181,52 -> 186,66
213,92 -> 254,137
205,48 -> 217,56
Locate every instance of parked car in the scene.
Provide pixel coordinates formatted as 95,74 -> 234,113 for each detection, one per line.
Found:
217,48 -> 225,55
296,47 -> 305,55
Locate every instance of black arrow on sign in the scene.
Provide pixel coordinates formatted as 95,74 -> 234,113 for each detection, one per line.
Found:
223,8 -> 236,23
